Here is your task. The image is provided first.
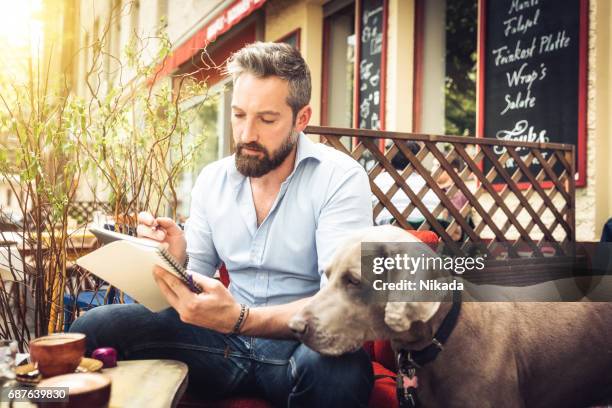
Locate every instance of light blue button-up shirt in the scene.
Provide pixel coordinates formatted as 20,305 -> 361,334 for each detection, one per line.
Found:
185,132 -> 373,306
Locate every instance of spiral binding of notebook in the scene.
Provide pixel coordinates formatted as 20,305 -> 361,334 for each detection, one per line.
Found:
159,248 -> 203,294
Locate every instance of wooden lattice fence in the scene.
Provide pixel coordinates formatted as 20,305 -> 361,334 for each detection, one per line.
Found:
305,126 -> 575,260
68,201 -> 112,225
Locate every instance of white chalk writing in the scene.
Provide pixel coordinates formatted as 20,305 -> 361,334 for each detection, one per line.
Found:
493,120 -> 549,156
508,0 -> 540,15
504,8 -> 540,37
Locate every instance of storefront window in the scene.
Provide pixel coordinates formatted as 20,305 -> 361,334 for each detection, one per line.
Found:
323,2 -> 355,130
277,29 -> 300,50
176,81 -> 232,219
416,0 -> 477,136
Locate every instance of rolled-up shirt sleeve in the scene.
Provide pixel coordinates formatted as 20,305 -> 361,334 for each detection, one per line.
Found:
185,172 -> 220,277
316,164 -> 373,285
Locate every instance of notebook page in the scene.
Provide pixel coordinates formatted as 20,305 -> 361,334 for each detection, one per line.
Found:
76,240 -> 184,312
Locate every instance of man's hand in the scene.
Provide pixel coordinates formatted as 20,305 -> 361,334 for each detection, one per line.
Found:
152,267 -> 241,334
137,211 -> 187,265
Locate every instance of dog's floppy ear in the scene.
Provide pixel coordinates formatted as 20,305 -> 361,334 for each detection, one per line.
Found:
384,301 -> 441,332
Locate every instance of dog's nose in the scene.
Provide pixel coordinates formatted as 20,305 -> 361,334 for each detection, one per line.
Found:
288,317 -> 308,336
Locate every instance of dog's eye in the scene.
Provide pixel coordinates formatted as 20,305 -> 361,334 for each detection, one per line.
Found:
345,275 -> 361,287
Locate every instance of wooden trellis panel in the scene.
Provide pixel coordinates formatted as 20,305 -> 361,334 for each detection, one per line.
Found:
68,201 -> 112,225
305,126 -> 575,258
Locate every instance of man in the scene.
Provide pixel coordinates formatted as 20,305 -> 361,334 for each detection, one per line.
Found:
70,42 -> 374,407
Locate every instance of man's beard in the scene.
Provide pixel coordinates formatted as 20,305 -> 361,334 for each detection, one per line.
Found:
235,130 -> 298,178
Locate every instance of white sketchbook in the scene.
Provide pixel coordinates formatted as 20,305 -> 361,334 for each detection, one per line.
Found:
76,227 -> 201,312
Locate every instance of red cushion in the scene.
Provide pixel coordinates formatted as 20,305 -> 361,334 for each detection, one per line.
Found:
219,264 -> 230,288
406,230 -> 439,247
373,340 -> 396,372
369,361 -> 399,408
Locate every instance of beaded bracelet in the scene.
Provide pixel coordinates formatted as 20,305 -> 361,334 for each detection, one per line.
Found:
232,304 -> 249,334
240,307 -> 250,333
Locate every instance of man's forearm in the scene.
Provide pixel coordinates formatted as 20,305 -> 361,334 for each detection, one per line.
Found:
239,297 -> 311,339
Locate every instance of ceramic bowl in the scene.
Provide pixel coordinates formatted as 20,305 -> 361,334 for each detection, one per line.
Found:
29,333 -> 86,378
37,372 -> 111,408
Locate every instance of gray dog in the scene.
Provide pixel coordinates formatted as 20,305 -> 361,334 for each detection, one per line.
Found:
289,225 -> 612,407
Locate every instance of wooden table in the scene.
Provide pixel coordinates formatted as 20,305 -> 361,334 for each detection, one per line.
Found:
0,228 -> 98,259
1,359 -> 188,408
103,360 -> 188,408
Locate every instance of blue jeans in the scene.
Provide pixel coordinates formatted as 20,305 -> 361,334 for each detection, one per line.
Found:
69,304 -> 373,407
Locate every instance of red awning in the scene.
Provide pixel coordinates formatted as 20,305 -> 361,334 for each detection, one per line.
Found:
155,0 -> 266,78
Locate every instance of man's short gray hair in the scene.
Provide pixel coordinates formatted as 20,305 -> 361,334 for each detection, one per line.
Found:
225,42 -> 311,119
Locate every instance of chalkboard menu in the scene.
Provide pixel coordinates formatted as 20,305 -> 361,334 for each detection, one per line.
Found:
480,0 -> 587,186
357,0 -> 387,130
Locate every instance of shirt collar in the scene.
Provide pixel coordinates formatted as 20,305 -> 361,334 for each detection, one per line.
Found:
294,131 -> 321,169
228,132 -> 321,188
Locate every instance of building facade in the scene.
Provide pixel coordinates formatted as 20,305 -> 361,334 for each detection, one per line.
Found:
70,0 -> 612,241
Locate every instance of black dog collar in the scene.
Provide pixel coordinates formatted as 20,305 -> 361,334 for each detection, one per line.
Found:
396,292 -> 462,408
